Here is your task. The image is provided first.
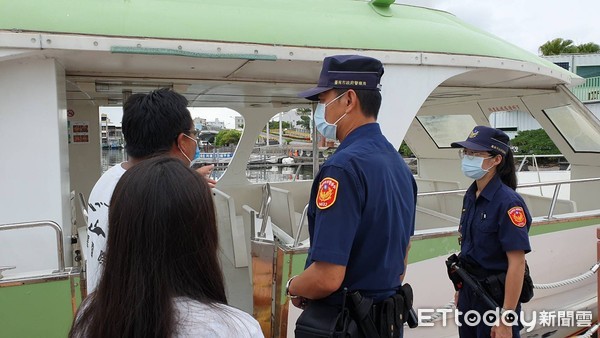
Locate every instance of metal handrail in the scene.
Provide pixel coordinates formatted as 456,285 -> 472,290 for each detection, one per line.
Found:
293,164 -> 303,182
0,221 -> 65,272
258,183 -> 271,238
514,154 -> 567,158
411,229 -> 459,242
514,154 -> 571,195
78,192 -> 88,225
293,204 -> 309,247
417,177 -> 600,197
414,176 -> 600,240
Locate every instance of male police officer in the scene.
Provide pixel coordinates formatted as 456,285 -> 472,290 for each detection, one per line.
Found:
286,55 -> 417,336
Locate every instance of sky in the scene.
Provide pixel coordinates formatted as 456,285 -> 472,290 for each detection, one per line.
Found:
399,0 -> 600,55
101,1 -> 600,126
100,106 -> 241,129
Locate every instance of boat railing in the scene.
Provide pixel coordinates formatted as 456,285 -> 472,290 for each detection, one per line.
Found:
399,154 -> 567,181
413,176 -> 600,242
514,154 -> 569,172
293,204 -> 310,247
570,75 -> 600,103
0,220 -> 65,273
257,183 -> 272,238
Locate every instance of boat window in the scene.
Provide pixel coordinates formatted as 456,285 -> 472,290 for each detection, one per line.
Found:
189,108 -> 243,180
543,105 -> 600,153
489,111 -> 541,139
246,110 -> 314,183
399,141 -> 417,175
99,106 -> 128,174
416,115 -> 477,148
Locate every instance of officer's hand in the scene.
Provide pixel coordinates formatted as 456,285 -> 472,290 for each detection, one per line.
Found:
491,320 -> 512,338
291,296 -> 308,309
195,164 -> 217,188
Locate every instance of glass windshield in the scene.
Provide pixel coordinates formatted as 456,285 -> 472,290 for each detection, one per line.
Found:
544,105 -> 600,153
416,115 -> 477,148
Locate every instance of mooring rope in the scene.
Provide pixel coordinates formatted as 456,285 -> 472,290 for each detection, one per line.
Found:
421,262 -> 600,324
533,262 -> 600,289
574,322 -> 599,338
419,301 -> 456,323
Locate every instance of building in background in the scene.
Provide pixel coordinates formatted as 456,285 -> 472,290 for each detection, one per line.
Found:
193,117 -> 207,130
235,116 -> 244,130
485,54 -> 600,139
543,54 -> 600,119
100,113 -> 123,149
205,118 -> 226,130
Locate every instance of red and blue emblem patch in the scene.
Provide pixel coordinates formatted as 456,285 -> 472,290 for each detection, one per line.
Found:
507,206 -> 527,227
316,177 -> 339,210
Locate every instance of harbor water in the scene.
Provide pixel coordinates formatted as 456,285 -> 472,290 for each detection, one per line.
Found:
101,148 -> 314,182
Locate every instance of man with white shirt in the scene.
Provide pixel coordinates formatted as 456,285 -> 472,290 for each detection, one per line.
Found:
86,88 -> 215,292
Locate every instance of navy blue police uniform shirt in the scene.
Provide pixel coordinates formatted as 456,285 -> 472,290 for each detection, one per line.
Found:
459,174 -> 532,272
306,123 -> 417,304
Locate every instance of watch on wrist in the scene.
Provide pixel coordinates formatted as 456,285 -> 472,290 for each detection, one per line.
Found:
286,275 -> 300,299
500,308 -> 516,321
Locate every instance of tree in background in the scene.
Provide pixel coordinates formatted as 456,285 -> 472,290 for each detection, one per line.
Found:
215,129 -> 242,147
577,42 -> 600,54
539,38 -> 578,55
399,141 -> 414,157
267,121 -> 291,130
511,128 -> 559,155
539,38 -> 599,56
296,108 -> 312,130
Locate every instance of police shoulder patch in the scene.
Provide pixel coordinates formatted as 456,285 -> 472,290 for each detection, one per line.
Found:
507,206 -> 527,227
316,177 -> 339,210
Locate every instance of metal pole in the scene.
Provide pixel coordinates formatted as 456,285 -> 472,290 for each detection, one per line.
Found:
311,103 -> 319,178
547,183 -> 562,219
517,155 -> 528,172
266,121 -> 270,147
293,204 -> 309,247
279,112 -> 283,147
293,164 -> 303,182
533,155 -> 543,196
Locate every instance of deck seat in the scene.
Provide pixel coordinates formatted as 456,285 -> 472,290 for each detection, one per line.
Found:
519,192 -> 577,217
212,188 -> 248,268
268,186 -> 309,243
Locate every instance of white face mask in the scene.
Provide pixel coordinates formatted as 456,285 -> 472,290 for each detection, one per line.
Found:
314,91 -> 348,140
179,133 -> 199,166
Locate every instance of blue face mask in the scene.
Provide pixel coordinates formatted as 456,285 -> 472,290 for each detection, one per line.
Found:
461,156 -> 492,180
193,145 -> 200,161
314,91 -> 348,140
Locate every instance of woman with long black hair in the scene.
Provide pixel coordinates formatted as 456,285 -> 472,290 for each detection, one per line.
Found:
70,156 -> 263,338
450,126 -> 532,338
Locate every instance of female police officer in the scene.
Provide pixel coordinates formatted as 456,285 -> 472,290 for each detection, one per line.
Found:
450,126 -> 532,338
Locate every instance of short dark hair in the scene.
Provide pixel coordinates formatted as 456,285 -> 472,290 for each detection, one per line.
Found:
69,156 -> 226,337
122,88 -> 193,158
334,88 -> 382,119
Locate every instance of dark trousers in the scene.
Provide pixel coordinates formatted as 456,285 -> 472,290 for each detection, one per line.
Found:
457,284 -> 522,338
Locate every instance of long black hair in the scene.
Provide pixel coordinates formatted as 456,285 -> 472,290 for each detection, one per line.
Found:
70,156 -> 226,338
493,149 -> 518,190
